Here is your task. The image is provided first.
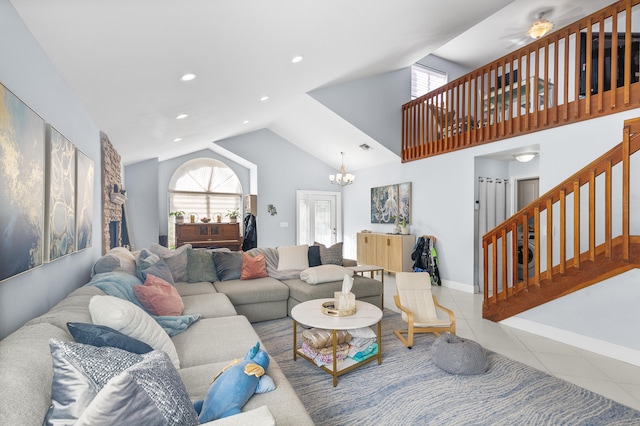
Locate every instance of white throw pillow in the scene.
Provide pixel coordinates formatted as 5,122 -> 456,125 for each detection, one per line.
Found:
89,295 -> 180,369
300,264 -> 354,284
277,245 -> 309,270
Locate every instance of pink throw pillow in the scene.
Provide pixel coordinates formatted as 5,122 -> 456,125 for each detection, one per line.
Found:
134,274 -> 184,316
241,252 -> 268,280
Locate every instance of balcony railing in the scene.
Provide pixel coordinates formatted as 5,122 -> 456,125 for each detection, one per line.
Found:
402,0 -> 640,162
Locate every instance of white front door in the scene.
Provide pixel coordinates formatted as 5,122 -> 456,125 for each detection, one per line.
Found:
296,190 -> 341,246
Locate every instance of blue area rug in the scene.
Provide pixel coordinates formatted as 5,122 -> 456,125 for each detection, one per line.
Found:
254,309 -> 640,425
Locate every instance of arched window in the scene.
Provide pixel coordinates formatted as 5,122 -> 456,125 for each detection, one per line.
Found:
168,158 -> 242,246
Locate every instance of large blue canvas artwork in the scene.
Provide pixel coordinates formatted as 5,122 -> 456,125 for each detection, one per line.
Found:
0,84 -> 45,282
75,149 -> 94,251
46,125 -> 76,261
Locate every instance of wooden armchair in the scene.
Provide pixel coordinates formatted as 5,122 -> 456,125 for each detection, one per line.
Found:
393,272 -> 456,349
427,103 -> 475,141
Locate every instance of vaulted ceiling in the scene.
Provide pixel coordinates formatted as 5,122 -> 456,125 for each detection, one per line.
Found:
10,0 -> 614,171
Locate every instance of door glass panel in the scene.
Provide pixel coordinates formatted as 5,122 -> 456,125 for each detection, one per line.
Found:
298,200 -> 309,245
314,200 -> 331,246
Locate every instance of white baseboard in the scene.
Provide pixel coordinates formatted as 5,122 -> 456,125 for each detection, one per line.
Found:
442,279 -> 475,293
501,316 -> 640,367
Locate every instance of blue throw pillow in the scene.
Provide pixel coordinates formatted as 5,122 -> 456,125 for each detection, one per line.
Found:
212,251 -> 243,281
136,249 -> 175,285
67,322 -> 153,354
308,245 -> 322,267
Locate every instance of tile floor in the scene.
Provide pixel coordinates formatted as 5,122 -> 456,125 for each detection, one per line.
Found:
379,273 -> 640,412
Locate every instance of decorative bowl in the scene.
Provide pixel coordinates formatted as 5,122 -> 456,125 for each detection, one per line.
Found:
201,217 -> 211,223
321,301 -> 356,317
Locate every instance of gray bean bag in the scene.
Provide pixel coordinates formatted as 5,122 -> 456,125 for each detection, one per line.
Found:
431,333 -> 488,375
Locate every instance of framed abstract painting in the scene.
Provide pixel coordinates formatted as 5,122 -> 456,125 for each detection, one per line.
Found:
45,124 -> 76,261
75,149 -> 94,251
0,83 -> 46,282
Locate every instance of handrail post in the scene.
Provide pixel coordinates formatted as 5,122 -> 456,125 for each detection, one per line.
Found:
623,124 -> 631,260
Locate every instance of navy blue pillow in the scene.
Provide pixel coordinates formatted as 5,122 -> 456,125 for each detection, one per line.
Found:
308,245 -> 322,267
67,322 -> 153,354
212,251 -> 243,281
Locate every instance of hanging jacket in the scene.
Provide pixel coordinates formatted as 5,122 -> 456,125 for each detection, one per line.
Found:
411,236 -> 441,286
242,214 -> 257,251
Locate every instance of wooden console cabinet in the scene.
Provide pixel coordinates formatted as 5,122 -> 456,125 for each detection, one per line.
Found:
356,232 -> 415,273
175,223 -> 241,251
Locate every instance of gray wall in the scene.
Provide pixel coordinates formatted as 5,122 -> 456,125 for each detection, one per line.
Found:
123,158 -> 160,250
0,0 -> 102,339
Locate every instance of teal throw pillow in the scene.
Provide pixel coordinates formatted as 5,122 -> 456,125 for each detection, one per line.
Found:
187,248 -> 218,282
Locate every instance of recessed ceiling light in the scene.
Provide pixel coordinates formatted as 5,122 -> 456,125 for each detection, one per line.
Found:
173,137 -> 183,142
291,56 -> 304,63
242,120 -> 250,124
176,113 -> 188,120
180,73 -> 196,82
260,96 -> 270,102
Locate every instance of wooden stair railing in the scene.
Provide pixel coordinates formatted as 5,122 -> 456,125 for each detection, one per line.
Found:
482,118 -> 640,322
402,0 -> 640,162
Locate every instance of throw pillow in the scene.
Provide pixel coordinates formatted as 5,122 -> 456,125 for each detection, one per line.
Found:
89,295 -> 180,369
91,247 -> 137,277
134,274 -> 184,316
307,245 -> 322,267
277,245 -> 309,270
300,264 -> 354,284
187,248 -> 218,283
212,251 -> 243,281
149,243 -> 191,283
135,249 -> 175,285
66,322 -> 153,354
315,242 -> 344,265
240,252 -> 268,280
46,340 -> 198,426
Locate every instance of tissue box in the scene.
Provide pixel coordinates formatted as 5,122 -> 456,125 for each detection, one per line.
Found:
334,291 -> 356,314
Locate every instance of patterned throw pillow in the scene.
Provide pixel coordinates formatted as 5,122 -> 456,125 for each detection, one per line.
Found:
315,242 -> 344,265
45,340 -> 198,426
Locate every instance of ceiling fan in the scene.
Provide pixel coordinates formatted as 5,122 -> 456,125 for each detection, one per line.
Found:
500,6 -> 583,49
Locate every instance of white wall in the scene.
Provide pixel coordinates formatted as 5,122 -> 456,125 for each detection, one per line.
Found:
0,0 -> 102,339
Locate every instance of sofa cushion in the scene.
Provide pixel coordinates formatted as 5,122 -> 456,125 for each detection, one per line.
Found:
315,242 -> 343,265
135,249 -> 175,285
241,252 -> 268,280
277,245 -> 309,270
67,322 -> 153,354
181,293 -> 238,319
175,281 -> 217,296
300,264 -> 354,284
149,243 -> 191,282
89,295 -> 181,369
46,340 -> 198,425
0,323 -> 73,426
213,251 -> 243,281
187,248 -> 218,283
283,275 -> 383,302
25,286 -> 104,331
213,278 -> 289,306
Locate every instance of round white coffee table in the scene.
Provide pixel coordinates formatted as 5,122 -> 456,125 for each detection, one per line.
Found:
291,298 -> 383,386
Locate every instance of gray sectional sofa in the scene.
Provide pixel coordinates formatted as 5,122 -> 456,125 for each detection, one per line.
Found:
0,243 -> 383,425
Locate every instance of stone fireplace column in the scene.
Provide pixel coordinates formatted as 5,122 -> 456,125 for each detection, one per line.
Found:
101,131 -> 124,254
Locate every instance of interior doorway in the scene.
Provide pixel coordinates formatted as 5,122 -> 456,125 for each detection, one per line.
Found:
516,178 -> 540,210
296,190 -> 342,246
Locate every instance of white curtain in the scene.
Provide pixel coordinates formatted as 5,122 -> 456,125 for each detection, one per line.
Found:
477,177 -> 508,293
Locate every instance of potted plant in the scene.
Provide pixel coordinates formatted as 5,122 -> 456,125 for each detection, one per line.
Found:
400,218 -> 410,235
170,210 -> 186,224
225,209 -> 240,224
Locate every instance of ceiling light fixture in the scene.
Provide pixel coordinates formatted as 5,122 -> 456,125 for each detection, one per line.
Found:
242,120 -> 250,124
176,113 -> 189,120
180,73 -> 196,82
260,95 -> 270,101
527,17 -> 554,39
329,152 -> 355,186
173,137 -> 183,142
514,152 -> 538,162
292,55 -> 304,63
